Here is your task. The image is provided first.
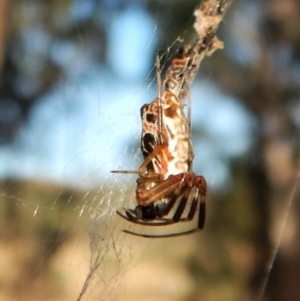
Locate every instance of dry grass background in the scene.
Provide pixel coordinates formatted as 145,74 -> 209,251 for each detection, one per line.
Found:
0,178 -> 265,301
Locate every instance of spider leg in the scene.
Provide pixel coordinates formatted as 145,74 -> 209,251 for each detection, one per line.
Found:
192,175 -> 206,229
197,187 -> 206,229
173,187 -> 190,222
116,209 -> 137,221
116,213 -> 177,226
126,209 -> 140,220
136,173 -> 185,206
155,189 -> 180,218
122,227 -> 202,238
138,144 -> 167,176
116,206 -> 177,227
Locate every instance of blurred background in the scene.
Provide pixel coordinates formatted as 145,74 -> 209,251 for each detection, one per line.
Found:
0,0 -> 300,300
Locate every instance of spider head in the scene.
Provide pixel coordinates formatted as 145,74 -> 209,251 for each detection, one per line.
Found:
135,202 -> 171,220
134,204 -> 160,220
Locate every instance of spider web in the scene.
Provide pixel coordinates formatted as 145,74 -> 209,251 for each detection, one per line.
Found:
1,1 -> 299,301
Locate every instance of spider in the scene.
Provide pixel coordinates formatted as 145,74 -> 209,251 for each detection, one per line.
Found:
113,0 -> 231,238
114,52 -> 207,238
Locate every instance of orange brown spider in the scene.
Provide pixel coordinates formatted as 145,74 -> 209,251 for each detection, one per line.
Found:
113,0 -> 231,237
113,51 -> 207,238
